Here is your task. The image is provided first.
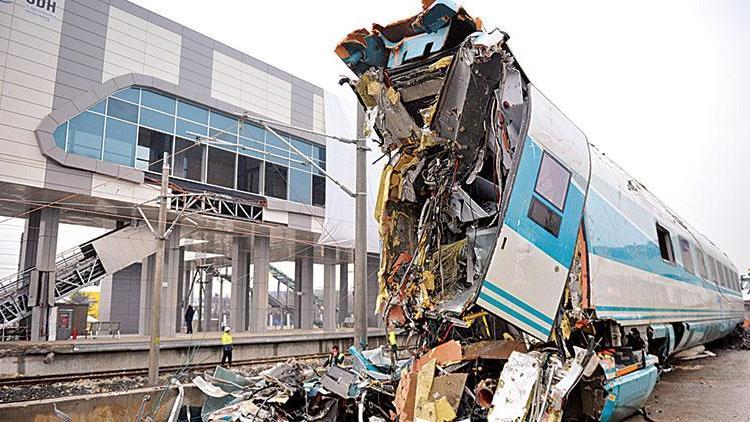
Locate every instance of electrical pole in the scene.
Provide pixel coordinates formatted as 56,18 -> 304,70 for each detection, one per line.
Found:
148,153 -> 170,386
354,135 -> 368,349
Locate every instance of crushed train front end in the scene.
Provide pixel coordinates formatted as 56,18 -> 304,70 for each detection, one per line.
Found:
335,1 -> 661,420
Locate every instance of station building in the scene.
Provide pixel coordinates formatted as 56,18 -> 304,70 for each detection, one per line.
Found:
0,0 -> 380,341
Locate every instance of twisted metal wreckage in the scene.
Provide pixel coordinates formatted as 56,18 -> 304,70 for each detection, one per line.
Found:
178,1 -> 744,421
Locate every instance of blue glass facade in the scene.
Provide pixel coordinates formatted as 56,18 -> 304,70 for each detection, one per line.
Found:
52,87 -> 327,206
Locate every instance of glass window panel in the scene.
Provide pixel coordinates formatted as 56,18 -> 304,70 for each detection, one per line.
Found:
103,118 -> 137,166
266,145 -> 289,166
206,147 -> 236,188
239,123 -> 265,142
141,90 -> 176,114
312,175 -> 325,207
289,151 -> 310,171
209,128 -> 238,148
722,265 -> 730,287
264,163 -> 288,200
313,145 -> 326,162
656,224 -> 675,263
707,256 -> 717,282
266,132 -> 289,150
694,248 -> 708,279
711,258 -> 721,283
53,122 -> 67,149
291,137 -> 313,156
678,237 -> 695,275
238,137 -> 265,160
89,99 -> 106,114
68,111 -> 104,159
289,169 -> 311,204
107,98 -> 138,123
289,137 -> 313,171
209,111 -> 238,133
176,118 -> 207,139
534,152 -> 571,211
312,159 -> 326,175
136,127 -> 173,173
140,108 -> 175,134
527,196 -> 562,237
176,100 -> 208,124
111,87 -> 140,103
237,155 -> 262,194
173,137 -> 204,181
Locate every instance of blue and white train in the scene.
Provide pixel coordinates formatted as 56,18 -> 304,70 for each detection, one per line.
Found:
336,1 -> 744,420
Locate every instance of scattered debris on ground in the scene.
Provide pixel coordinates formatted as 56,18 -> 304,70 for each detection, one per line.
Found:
719,325 -> 750,350
0,376 -> 145,403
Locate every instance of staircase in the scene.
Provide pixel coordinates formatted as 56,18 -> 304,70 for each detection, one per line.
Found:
269,265 -> 324,308
0,228 -> 119,328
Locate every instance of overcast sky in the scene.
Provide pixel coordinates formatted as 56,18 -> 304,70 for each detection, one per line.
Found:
2,1 -> 747,281
132,0 -> 750,268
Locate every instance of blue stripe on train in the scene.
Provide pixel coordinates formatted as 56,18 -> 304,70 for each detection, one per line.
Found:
597,305 -> 743,314
481,281 -> 555,325
477,291 -> 550,337
585,188 -> 743,298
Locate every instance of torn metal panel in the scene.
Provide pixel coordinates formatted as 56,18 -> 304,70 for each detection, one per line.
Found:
413,340 -> 462,372
395,369 -> 418,421
461,340 -> 527,361
487,351 -> 541,421
320,365 -> 359,398
414,358 -> 437,421
430,373 -> 468,413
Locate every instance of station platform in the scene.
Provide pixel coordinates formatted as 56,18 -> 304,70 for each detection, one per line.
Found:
0,328 -> 386,379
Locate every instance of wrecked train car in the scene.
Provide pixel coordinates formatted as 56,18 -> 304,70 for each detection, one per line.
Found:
335,1 -> 745,420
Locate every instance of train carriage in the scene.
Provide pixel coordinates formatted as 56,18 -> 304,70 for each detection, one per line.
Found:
336,1 -> 744,419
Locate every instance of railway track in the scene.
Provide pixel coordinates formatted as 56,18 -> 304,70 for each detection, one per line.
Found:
0,352 -> 328,388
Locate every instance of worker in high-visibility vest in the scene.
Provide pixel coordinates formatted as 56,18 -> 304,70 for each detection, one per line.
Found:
221,326 -> 233,366
324,345 -> 345,367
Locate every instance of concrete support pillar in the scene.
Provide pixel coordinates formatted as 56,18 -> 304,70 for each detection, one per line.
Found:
230,236 -> 251,331
203,271 -> 213,331
21,208 -> 60,341
366,254 -> 380,328
161,226 -> 181,336
338,261 -> 349,325
323,248 -> 336,332
250,235 -> 270,333
138,255 -> 155,335
175,247 -> 186,333
294,245 -> 314,329
98,275 -> 113,322
109,264 -> 141,334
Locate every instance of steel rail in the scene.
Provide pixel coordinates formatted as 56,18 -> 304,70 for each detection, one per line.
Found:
0,352 -> 328,390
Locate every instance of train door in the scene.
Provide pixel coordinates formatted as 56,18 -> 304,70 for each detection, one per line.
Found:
476,85 -> 591,341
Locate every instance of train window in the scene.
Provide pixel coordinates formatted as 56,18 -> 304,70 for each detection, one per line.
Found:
706,254 -> 718,283
711,258 -> 722,284
678,237 -> 695,275
723,265 -> 732,289
695,248 -> 708,280
527,196 -> 562,237
656,224 -> 675,263
534,152 -> 571,211
718,264 -> 728,287
732,272 -> 741,292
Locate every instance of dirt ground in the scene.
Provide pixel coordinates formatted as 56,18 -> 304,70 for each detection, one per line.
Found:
625,348 -> 750,422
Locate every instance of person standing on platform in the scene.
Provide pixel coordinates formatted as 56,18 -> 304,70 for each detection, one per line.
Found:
185,305 -> 195,334
221,326 -> 233,366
